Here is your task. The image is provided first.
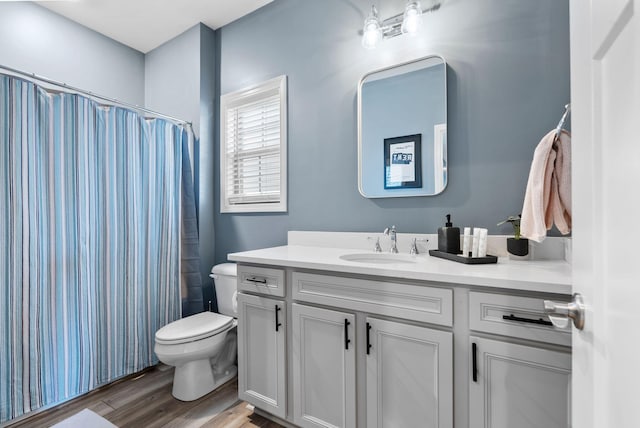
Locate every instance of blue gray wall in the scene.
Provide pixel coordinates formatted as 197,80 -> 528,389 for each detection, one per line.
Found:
145,26 -> 202,131
0,0 -> 571,302
199,26 -> 218,311
0,2 -> 144,105
145,24 -> 218,313
213,0 -> 570,263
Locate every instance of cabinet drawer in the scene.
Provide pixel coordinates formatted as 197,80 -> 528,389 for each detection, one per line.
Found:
469,291 -> 571,346
292,272 -> 452,326
237,265 -> 285,297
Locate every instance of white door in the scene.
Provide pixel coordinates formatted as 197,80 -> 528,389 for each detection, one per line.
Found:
292,304 -> 356,428
570,0 -> 640,426
469,336 -> 571,428
237,293 -> 287,419
365,317 -> 453,428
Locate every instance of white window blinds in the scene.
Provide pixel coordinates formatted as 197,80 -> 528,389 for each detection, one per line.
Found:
220,76 -> 287,213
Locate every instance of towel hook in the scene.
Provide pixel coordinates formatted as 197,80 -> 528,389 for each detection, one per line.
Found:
555,103 -> 571,139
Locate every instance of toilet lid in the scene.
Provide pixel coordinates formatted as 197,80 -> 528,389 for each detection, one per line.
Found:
155,312 -> 234,344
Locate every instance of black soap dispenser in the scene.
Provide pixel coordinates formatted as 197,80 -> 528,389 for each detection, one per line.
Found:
438,214 -> 461,254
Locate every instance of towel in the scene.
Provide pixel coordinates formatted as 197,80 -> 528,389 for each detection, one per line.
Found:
520,129 -> 572,242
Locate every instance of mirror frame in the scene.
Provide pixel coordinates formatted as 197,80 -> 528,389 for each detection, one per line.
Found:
357,54 -> 448,198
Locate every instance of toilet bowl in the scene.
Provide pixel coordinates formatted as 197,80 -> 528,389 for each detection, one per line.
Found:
154,263 -> 238,401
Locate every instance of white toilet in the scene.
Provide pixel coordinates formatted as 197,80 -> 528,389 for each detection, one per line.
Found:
154,263 -> 238,401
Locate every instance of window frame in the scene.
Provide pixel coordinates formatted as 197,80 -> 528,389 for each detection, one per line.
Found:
220,75 -> 288,213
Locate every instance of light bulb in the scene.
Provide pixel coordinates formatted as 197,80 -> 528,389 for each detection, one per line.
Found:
401,1 -> 423,35
362,6 -> 382,49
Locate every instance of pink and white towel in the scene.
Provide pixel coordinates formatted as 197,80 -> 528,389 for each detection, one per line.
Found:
520,129 -> 572,242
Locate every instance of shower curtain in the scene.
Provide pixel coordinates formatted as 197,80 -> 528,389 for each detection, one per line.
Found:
0,74 -> 201,423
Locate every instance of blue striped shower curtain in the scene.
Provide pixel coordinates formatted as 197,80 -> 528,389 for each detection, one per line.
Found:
0,74 -> 200,423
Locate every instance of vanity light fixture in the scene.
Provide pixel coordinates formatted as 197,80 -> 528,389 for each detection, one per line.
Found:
361,0 -> 440,49
362,6 -> 383,49
401,1 -> 423,34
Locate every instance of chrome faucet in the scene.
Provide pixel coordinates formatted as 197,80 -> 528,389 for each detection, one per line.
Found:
383,225 -> 398,253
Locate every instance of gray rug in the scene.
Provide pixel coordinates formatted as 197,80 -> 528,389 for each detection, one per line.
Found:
51,409 -> 117,428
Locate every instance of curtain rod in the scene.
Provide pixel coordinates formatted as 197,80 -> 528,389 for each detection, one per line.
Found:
0,64 -> 193,128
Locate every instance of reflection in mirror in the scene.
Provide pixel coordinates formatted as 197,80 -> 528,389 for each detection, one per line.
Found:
358,55 -> 447,198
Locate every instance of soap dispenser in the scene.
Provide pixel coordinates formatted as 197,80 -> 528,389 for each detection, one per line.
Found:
438,214 -> 461,254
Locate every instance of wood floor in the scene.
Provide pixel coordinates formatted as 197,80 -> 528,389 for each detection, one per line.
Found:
6,365 -> 284,428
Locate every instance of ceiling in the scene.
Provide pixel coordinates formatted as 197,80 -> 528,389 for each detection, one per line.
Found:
36,0 -> 274,53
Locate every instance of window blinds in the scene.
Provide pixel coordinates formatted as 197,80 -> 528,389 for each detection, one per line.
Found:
225,93 -> 281,205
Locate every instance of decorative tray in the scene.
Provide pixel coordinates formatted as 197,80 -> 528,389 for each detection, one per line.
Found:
428,249 -> 498,264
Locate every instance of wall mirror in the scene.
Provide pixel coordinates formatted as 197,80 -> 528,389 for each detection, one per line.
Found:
358,55 -> 447,198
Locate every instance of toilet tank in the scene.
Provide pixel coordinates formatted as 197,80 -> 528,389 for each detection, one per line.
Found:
210,263 -> 238,318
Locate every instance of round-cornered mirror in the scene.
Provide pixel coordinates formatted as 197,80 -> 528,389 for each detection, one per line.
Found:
358,55 -> 447,198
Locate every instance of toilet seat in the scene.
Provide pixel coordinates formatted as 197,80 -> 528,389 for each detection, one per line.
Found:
155,312 -> 234,345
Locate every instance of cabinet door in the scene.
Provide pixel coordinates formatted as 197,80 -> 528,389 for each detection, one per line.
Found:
469,336 -> 571,428
366,318 -> 453,428
237,293 -> 286,419
292,304 -> 356,428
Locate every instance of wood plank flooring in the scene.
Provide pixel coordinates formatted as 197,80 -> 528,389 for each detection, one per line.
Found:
6,365 -> 283,428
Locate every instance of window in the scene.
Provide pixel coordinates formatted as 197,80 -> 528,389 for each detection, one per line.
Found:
220,75 -> 287,213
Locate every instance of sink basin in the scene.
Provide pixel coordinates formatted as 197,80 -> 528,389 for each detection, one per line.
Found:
339,253 -> 418,265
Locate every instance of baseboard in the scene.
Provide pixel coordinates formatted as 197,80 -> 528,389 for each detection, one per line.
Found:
253,407 -> 298,428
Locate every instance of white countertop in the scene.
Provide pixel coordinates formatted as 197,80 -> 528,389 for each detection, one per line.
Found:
228,244 -> 572,295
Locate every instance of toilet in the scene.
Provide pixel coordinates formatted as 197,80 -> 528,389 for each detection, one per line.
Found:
154,263 -> 238,401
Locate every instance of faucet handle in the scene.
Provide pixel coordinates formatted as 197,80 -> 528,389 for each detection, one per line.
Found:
367,236 -> 383,252
410,238 -> 419,255
410,238 -> 430,255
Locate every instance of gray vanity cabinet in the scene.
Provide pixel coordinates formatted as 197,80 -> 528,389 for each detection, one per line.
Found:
292,271 -> 454,428
469,336 -> 571,428
235,262 -> 571,428
366,317 -> 453,428
291,303 -> 356,428
290,303 -> 453,428
237,292 -> 287,419
468,291 -> 572,428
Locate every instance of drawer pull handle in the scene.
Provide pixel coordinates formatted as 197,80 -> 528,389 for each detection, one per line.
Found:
366,322 -> 372,355
472,342 -> 478,382
502,314 -> 553,326
275,305 -> 282,332
344,319 -> 351,350
246,277 -> 267,284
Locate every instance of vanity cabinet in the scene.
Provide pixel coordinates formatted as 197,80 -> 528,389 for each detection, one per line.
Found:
290,303 -> 453,428
468,291 -> 571,428
292,272 -> 454,428
469,336 -> 571,428
366,317 -> 453,428
292,304 -> 356,428
237,293 -> 287,419
233,260 -> 571,428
